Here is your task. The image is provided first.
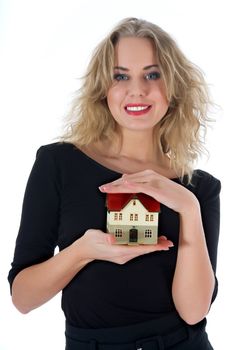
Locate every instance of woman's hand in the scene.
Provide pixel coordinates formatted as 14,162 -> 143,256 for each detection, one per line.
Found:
79,229 -> 174,265
99,169 -> 199,215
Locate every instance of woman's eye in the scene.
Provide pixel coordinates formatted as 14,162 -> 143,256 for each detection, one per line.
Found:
113,73 -> 129,81
145,72 -> 161,80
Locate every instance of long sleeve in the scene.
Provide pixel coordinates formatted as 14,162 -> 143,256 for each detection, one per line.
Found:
8,146 -> 61,291
195,172 -> 221,302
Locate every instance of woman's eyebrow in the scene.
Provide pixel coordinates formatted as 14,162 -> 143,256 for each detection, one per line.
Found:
113,64 -> 159,71
144,64 -> 159,70
114,66 -> 129,71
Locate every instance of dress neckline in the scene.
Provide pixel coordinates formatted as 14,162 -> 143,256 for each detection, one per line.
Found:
68,142 -> 183,182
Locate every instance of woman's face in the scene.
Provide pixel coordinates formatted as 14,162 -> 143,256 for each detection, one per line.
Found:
107,37 -> 169,132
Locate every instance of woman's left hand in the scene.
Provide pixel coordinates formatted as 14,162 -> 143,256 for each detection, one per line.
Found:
99,169 -> 199,215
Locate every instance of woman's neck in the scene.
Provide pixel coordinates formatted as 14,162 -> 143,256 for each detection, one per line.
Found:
106,128 -> 164,164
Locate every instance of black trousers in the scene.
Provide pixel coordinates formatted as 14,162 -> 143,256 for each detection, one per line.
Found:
65,313 -> 214,350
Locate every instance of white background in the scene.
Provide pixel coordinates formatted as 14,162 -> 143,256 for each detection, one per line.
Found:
0,0 -> 232,349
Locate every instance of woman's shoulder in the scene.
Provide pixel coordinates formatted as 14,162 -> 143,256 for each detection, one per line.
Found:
35,142 -> 82,163
32,142 -> 81,171
36,141 -> 76,155
192,169 -> 218,180
192,169 -> 220,185
190,169 -> 221,201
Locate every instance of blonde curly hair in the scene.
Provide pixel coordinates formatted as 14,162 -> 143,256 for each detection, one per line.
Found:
62,17 -> 213,182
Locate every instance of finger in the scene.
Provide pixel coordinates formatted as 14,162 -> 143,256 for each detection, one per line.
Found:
158,235 -> 168,241
112,239 -> 174,255
105,233 -> 117,245
100,170 -> 159,188
122,170 -> 165,183
99,181 -> 139,193
144,240 -> 174,251
100,181 -> 155,197
157,236 -> 174,247
100,175 -> 129,187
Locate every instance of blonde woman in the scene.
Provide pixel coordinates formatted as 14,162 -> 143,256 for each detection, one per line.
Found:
8,18 -> 220,349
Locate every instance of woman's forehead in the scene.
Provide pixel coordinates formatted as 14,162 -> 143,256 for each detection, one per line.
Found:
114,37 -> 158,67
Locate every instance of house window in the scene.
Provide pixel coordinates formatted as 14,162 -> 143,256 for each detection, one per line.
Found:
133,200 -> 136,205
115,229 -> 123,237
130,214 -> 134,221
145,214 -> 149,221
145,229 -> 152,238
150,214 -> 154,221
134,214 -> 138,221
114,213 -> 123,220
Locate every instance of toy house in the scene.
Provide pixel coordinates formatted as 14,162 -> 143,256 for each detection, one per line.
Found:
106,193 -> 160,245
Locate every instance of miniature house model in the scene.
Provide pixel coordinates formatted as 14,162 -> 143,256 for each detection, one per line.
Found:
106,193 -> 160,245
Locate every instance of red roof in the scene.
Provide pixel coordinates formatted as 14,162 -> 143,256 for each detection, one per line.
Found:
106,193 -> 160,212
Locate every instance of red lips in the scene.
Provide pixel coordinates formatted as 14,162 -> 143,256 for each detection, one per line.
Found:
124,104 -> 152,116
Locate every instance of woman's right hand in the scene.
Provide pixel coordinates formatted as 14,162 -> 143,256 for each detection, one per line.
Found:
78,229 -> 174,265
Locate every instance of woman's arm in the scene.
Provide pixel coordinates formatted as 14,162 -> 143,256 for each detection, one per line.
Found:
172,202 -> 215,325
12,229 -> 173,314
11,237 -> 92,314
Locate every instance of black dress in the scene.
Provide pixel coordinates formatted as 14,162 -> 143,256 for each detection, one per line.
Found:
8,142 -> 221,349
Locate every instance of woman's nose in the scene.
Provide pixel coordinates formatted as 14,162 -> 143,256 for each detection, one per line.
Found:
127,79 -> 147,97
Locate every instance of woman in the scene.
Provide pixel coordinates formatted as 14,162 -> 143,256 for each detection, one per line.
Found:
8,18 -> 220,349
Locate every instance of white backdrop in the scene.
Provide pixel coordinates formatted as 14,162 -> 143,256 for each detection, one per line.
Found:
0,1 -> 232,349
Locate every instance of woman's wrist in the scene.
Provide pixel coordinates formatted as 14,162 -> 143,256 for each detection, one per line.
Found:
71,236 -> 94,267
178,201 -> 205,246
179,195 -> 200,217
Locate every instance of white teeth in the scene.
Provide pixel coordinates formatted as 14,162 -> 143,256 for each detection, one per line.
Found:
126,106 -> 149,111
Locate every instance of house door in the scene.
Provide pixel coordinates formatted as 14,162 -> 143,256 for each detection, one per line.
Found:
129,228 -> 138,243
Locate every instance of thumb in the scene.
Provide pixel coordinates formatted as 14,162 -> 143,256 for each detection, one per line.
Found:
105,232 -> 117,245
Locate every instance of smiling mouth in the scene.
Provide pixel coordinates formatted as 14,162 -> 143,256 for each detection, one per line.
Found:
124,104 -> 152,116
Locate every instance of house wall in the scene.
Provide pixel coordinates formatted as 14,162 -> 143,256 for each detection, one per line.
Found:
107,223 -> 158,244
